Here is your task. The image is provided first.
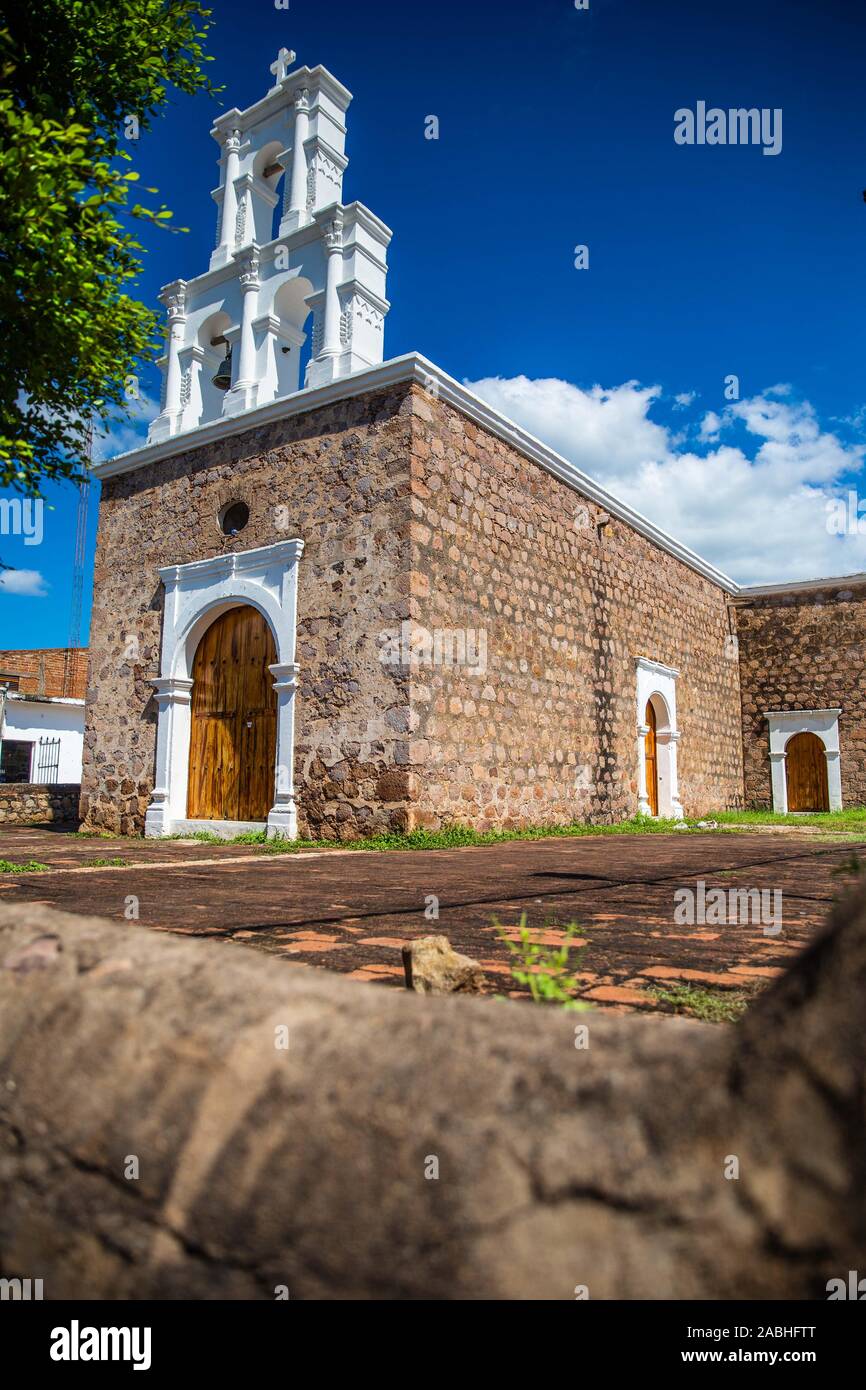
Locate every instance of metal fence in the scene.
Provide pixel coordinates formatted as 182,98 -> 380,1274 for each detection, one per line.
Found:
35,736 -> 61,785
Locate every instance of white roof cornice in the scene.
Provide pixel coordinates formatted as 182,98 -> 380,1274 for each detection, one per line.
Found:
93,352 -> 743,591
210,66 -> 353,141
732,574 -> 866,600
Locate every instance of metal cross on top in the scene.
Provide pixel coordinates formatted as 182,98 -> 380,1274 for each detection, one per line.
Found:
270,48 -> 297,85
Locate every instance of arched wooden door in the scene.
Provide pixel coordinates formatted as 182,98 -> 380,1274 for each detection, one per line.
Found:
785,732 -> 830,813
644,700 -> 659,816
188,606 -> 277,823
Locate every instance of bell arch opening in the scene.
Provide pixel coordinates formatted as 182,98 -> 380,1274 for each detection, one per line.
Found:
270,277 -> 314,398
198,310 -> 232,423
251,140 -> 285,243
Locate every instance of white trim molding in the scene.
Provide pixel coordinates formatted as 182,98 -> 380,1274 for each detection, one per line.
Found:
636,657 -> 684,820
145,538 -> 305,840
765,709 -> 842,813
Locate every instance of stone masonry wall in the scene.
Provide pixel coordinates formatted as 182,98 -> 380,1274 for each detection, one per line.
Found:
735,580 -> 866,809
404,387 -> 744,827
81,386 -> 414,838
83,378 -> 746,839
0,784 -> 80,826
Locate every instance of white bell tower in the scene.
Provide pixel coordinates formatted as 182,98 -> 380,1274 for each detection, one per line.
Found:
149,47 -> 392,444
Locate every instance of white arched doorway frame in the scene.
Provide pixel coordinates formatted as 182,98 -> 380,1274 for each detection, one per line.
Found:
144,538 -> 304,840
765,709 -> 842,813
636,657 -> 684,820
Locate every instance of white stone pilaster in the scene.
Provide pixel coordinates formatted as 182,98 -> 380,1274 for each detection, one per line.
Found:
212,129 -> 242,268
636,723 -> 651,816
825,749 -> 843,812
144,677 -> 193,836
282,88 -> 311,233
322,217 -> 344,357
223,249 -> 260,417
769,750 -> 788,813
178,344 -> 206,432
268,662 -> 301,839
658,729 -> 683,819
148,283 -> 187,442
304,217 -> 345,388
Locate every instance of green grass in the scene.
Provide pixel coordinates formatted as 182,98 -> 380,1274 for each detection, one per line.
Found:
252,815 -> 695,856
0,859 -> 49,874
712,808 -> 866,829
86,857 -> 132,868
646,983 -> 753,1024
123,807 -> 866,856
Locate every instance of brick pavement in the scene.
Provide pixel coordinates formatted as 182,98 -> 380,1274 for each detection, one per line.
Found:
0,826 -> 861,1015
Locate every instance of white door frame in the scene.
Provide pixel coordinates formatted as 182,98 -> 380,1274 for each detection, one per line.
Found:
144,538 -> 304,840
765,709 -> 842,813
636,657 -> 684,820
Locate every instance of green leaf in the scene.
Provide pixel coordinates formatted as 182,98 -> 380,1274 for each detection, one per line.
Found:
0,2 -> 217,491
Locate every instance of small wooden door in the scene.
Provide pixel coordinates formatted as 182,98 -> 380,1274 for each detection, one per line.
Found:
644,700 -> 659,816
785,732 -> 830,813
188,606 -> 277,823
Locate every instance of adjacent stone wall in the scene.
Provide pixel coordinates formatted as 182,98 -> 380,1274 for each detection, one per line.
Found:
404,388 -> 744,827
81,385 -> 415,839
0,783 -> 80,826
735,579 -> 866,809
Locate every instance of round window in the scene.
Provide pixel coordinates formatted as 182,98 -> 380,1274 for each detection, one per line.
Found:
220,501 -> 249,537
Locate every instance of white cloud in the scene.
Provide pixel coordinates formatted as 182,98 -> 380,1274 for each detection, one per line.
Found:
464,375 -> 866,586
0,568 -> 48,597
699,410 -> 722,441
673,391 -> 697,410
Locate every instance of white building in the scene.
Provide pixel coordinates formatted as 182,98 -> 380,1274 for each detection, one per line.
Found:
0,692 -> 84,785
148,46 -> 392,444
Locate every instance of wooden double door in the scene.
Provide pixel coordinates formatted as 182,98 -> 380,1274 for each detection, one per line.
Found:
785,732 -> 830,813
188,606 -> 277,823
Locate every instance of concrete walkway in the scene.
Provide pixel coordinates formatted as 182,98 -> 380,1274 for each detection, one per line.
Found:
1,825 -> 862,1013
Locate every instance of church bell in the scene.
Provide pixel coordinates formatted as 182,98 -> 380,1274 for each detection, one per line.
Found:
212,344 -> 232,391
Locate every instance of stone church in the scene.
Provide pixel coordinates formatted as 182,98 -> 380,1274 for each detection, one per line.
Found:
81,49 -> 866,840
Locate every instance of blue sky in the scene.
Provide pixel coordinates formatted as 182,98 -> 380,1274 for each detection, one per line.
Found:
2,0 -> 865,646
